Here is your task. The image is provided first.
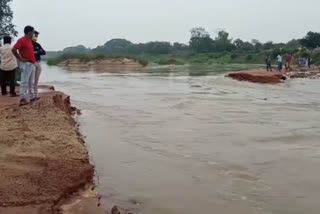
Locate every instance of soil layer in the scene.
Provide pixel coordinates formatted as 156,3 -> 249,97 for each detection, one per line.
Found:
0,86 -> 104,214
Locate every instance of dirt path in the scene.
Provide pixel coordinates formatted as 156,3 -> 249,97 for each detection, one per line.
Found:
0,87 -> 105,214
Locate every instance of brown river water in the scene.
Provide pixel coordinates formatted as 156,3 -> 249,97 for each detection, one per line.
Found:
42,64 -> 320,214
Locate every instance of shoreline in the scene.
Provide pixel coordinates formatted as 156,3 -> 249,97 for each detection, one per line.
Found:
0,86 -> 105,214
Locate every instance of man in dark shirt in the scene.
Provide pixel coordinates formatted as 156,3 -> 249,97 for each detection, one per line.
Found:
265,55 -> 272,71
33,31 -> 46,95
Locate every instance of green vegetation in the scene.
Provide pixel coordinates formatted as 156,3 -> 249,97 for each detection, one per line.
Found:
46,28 -> 320,67
157,58 -> 185,65
300,32 -> 320,49
140,52 -> 265,65
46,53 -> 148,66
0,0 -> 17,38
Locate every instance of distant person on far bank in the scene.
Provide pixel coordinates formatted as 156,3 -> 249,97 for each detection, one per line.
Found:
265,55 -> 272,71
0,36 -> 18,97
285,55 -> 290,72
288,54 -> 295,71
308,57 -> 312,69
32,31 -> 46,95
277,54 -> 283,72
12,25 -> 39,106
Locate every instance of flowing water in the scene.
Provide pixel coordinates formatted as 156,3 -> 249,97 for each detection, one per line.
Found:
42,63 -> 320,214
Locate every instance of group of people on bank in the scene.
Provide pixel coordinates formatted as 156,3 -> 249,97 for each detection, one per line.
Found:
265,53 -> 312,72
0,25 -> 46,106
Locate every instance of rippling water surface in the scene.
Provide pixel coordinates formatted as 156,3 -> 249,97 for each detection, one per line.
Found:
42,64 -> 320,214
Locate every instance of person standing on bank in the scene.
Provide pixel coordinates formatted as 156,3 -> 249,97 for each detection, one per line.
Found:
32,31 -> 46,95
308,57 -> 312,69
265,55 -> 272,72
12,26 -> 38,106
0,36 -> 18,96
277,54 -> 283,72
288,54 -> 295,71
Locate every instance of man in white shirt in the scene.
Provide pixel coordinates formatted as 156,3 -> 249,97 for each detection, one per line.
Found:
0,36 -> 18,96
277,54 -> 283,72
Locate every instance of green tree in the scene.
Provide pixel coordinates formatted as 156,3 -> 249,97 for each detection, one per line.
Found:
241,42 -> 254,51
262,41 -> 274,50
0,0 -> 17,38
212,30 -> 234,52
93,39 -> 133,54
63,45 -> 90,54
172,42 -> 190,53
190,27 -> 210,38
128,43 -> 145,54
285,39 -> 300,49
233,39 -> 254,51
300,31 -> 320,49
251,39 -> 263,51
144,42 -> 172,54
189,27 -> 214,53
128,42 -> 172,54
233,38 -> 244,49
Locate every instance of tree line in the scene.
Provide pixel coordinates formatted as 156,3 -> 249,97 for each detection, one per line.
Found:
1,0 -> 319,57
59,28 -> 320,57
188,27 -> 320,54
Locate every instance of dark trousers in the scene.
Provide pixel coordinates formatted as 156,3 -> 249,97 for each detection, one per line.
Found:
266,63 -> 272,71
0,69 -> 16,95
278,62 -> 283,71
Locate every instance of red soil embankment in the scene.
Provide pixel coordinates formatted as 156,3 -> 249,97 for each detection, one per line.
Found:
228,69 -> 286,84
0,86 -> 104,214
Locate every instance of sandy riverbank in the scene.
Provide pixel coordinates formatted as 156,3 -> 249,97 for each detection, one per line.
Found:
0,86 -> 105,214
58,58 -> 144,73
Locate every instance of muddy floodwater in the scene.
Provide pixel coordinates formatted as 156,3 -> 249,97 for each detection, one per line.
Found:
42,64 -> 320,214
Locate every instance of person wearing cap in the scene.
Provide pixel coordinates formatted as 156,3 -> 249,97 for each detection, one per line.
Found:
32,31 -> 46,95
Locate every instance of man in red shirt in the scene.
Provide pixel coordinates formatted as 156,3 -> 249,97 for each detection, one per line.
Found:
12,26 -> 38,106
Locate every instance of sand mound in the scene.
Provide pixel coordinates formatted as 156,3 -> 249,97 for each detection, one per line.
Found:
58,58 -> 144,72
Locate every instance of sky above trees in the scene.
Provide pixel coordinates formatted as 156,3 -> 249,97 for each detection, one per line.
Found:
11,0 -> 320,50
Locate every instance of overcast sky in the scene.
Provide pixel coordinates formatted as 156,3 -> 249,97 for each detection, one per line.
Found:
12,0 -> 320,51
